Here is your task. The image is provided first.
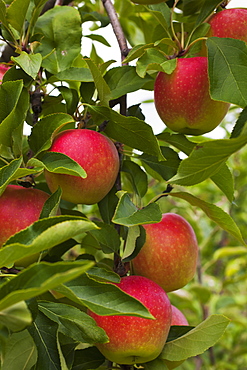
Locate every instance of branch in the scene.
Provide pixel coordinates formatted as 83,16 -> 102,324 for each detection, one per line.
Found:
102,0 -> 129,62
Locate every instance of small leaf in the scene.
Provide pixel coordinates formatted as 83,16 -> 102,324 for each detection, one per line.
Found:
0,301 -> 32,332
230,106 -> 247,138
160,315 -> 230,361
0,157 -> 23,196
87,222 -> 121,254
12,52 -> 42,79
122,160 -> 148,198
122,225 -> 141,260
112,191 -> 162,226
170,192 -> 246,245
39,187 -> 62,219
85,59 -> 111,106
6,0 -> 30,33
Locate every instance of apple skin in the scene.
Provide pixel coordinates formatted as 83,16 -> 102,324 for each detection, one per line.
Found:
0,185 -> 51,267
0,64 -> 10,83
44,129 -> 120,205
88,275 -> 172,365
164,305 -> 189,369
207,8 -> 247,42
132,213 -> 198,293
154,57 -> 230,135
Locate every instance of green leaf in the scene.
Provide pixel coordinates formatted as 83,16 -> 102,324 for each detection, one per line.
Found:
84,33 -> 111,47
2,330 -> 37,370
28,311 -> 61,369
195,0 -> 222,26
122,225 -> 141,260
40,152 -> 87,177
211,164 -> 234,203
207,37 -> 247,107
157,132 -> 196,156
147,3 -> 171,31
72,347 -> 105,370
86,222 -> 121,254
39,301 -> 108,344
34,6 -> 82,74
230,106 -> 247,138
160,315 -> 230,361
122,160 -> 148,198
0,261 -> 95,311
28,113 -> 75,156
12,52 -> 42,79
6,0 -> 30,33
170,136 -> 247,186
0,301 -> 32,332
136,48 -> 171,78
0,157 -> 22,196
112,191 -> 162,226
170,192 -> 246,245
40,187 -> 62,219
213,246 -> 247,261
85,59 -> 111,106
0,215 -> 98,268
55,67 -> 93,82
58,86 -> 79,116
89,105 -> 164,160
144,358 -> 169,370
104,66 -> 153,99
0,81 -> 29,149
54,274 -> 154,318
86,267 -> 120,284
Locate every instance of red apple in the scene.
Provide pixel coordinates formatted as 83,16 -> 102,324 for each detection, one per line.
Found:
0,64 -> 10,83
154,57 -> 230,135
0,185 -> 51,266
132,213 -> 198,292
164,305 -> 189,369
88,275 -> 172,365
207,8 -> 247,43
170,305 -> 189,326
44,129 -> 120,205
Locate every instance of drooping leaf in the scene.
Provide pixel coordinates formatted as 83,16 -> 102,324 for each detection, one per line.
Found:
39,187 -> 62,219
38,301 -> 108,344
0,261 -> 95,311
0,301 -> 33,332
169,192 -> 245,245
121,160 -> 148,198
160,315 -> 230,361
0,216 -> 98,268
230,106 -> 247,138
12,52 -> 42,79
72,347 -> 105,370
0,157 -> 23,196
85,59 -> 111,106
39,152 -> 87,177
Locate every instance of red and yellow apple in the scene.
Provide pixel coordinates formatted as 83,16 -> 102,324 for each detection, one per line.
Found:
154,57 -> 230,135
0,185 -> 51,266
164,305 -> 189,369
207,8 -> 247,43
44,129 -> 120,205
0,64 -> 10,83
88,275 -> 172,365
132,213 -> 198,292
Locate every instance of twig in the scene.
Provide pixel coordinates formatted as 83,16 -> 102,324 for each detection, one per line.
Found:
102,0 -> 129,62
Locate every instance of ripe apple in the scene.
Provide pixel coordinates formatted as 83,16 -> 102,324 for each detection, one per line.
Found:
44,129 -> 120,205
132,213 -> 198,292
207,8 -> 247,43
0,185 -> 51,267
88,275 -> 172,365
163,305 -> 189,370
154,57 -> 230,135
0,64 -> 10,83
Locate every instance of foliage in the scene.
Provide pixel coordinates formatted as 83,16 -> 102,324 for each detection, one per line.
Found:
0,0 -> 246,369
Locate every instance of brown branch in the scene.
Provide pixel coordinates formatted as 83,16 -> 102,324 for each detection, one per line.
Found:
102,0 -> 129,62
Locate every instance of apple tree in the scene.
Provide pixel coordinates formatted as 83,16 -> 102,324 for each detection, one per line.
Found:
0,0 -> 246,369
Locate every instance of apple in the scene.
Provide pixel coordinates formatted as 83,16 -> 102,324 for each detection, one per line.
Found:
154,57 -> 230,135
0,185 -> 51,267
44,129 -> 120,204
88,275 -> 172,365
170,305 -> 189,326
0,64 -> 10,84
132,213 -> 198,292
207,8 -> 247,43
130,0 -> 166,4
163,305 -> 189,369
